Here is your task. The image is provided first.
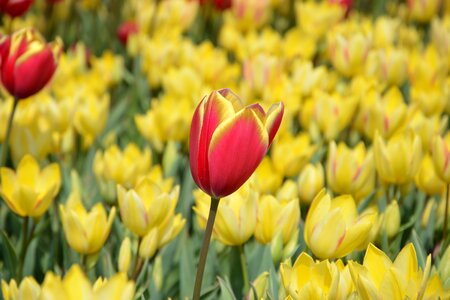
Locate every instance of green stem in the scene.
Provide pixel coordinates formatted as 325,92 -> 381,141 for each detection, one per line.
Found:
193,197 -> 220,300
0,98 -> 18,168
443,184 -> 449,245
17,216 -> 29,280
131,237 -> 143,281
239,244 -> 250,294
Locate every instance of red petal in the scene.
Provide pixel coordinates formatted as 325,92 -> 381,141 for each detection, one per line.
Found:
265,102 -> 284,146
207,108 -> 269,197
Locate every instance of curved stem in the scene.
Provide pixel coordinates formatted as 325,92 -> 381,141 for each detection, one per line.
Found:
239,244 -> 250,294
0,98 -> 18,168
193,197 -> 220,300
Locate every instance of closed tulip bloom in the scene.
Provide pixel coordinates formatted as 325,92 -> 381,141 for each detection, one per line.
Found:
118,237 -> 131,274
117,179 -> 179,237
374,130 -> 423,185
408,0 -> 440,23
252,157 -> 283,194
431,133 -> 450,183
60,193 -> 116,255
379,200 -> 401,239
349,243 -> 446,299
1,277 -> 40,300
415,155 -> 446,196
189,88 -> 283,198
297,163 -> 324,204
0,0 -> 33,18
193,183 -> 257,246
327,142 -> 375,201
254,195 -> 299,245
0,28 -> 62,99
304,189 -> 377,259
0,155 -> 60,218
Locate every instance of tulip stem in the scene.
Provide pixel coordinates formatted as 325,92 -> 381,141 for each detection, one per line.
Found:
239,245 -> 250,294
193,197 -> 220,300
0,98 -> 18,168
17,216 -> 29,280
443,184 -> 449,245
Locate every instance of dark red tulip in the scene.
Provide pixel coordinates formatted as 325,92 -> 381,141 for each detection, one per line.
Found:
117,21 -> 139,46
0,0 -> 33,18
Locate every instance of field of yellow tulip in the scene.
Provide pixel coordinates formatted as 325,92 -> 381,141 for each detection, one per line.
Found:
0,0 -> 450,299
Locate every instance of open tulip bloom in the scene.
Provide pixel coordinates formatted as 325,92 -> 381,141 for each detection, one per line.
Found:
189,88 -> 283,299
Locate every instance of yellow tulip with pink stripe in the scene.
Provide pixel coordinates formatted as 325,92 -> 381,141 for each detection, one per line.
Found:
189,88 -> 283,198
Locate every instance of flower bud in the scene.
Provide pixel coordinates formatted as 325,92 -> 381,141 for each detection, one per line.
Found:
380,200 -> 401,239
118,237 -> 131,274
297,163 -> 324,204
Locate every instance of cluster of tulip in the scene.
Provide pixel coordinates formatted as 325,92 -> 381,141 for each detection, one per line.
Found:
0,0 -> 450,299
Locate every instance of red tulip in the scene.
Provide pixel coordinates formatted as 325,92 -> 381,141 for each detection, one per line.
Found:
0,28 -> 62,100
117,21 -> 139,46
189,89 -> 283,198
329,0 -> 352,15
0,0 -> 33,18
198,0 -> 232,11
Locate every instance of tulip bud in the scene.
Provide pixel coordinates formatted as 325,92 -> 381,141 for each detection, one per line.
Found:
408,0 -> 440,23
431,133 -> 450,183
297,163 -> 324,204
118,237 -> 131,274
189,89 -> 283,198
0,0 -> 33,18
0,28 -> 62,100
252,157 -> 283,194
245,272 -> 269,300
415,155 -> 446,196
380,200 -> 401,239
139,228 -> 159,259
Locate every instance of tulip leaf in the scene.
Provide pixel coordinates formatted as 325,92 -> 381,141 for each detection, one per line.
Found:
218,276 -> 237,300
411,230 -> 427,269
0,230 -> 18,279
179,231 -> 195,298
23,238 -> 38,277
247,244 -> 273,280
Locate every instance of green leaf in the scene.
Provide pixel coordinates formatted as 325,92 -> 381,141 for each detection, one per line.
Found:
411,230 -> 427,269
179,231 -> 195,298
0,230 -> 18,279
218,276 -> 237,300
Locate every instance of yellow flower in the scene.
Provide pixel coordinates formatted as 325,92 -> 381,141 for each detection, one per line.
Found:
365,47 -> 408,86
373,17 -> 400,48
118,237 -> 131,274
231,0 -> 271,31
297,163 -> 324,204
406,107 -> 447,152
410,84 -> 448,117
0,155 -> 61,218
304,189 -> 377,259
60,172 -> 116,255
290,61 -> 329,97
431,133 -> 450,183
327,142 -> 375,201
280,252 -> 354,299
431,17 -> 450,67
379,200 -> 401,239
1,277 -> 40,300
283,29 -> 317,61
349,243 -> 446,299
276,180 -> 298,201
117,179 -> 179,237
245,272 -> 269,300
415,155 -> 446,196
40,264 -> 135,300
271,132 -> 316,177
295,1 -> 344,39
409,45 -> 448,88
193,183 -> 257,246
93,143 -> 152,188
408,0 -> 440,23
374,130 -> 423,185
254,195 -> 299,245
252,157 -> 283,194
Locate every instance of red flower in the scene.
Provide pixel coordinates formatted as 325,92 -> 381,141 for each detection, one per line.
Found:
329,0 -> 352,15
189,89 -> 284,198
0,28 -> 62,99
0,0 -> 33,18
117,21 -> 139,46
198,0 -> 232,11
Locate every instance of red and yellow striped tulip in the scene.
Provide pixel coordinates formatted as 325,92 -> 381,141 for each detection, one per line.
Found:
189,89 -> 283,198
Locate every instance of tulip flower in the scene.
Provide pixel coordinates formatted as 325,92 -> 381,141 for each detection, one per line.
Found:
189,88 -> 283,199
0,154 -> 61,218
252,157 -> 283,194
304,189 -> 377,259
379,200 -> 401,239
117,21 -> 139,46
60,176 -> 116,255
1,276 -> 40,300
408,0 -> 440,23
0,0 -> 33,18
431,133 -> 450,184
415,154 -> 446,196
297,163 -> 324,204
118,237 -> 131,274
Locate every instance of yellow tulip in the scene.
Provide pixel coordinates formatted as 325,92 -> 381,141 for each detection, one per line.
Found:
271,132 -> 316,177
297,163 -> 324,204
421,199 -> 436,228
193,183 -> 257,246
245,272 -> 269,300
304,189 -> 377,259
276,180 -> 298,201
374,130 -> 423,185
431,133 -> 450,183
118,237 -> 131,274
349,243 -> 446,299
415,155 -> 446,196
327,142 -> 375,201
373,17 -> 400,48
231,0 -> 271,31
0,155 -> 61,218
411,84 -> 448,117
283,29 -> 317,61
40,264 -> 135,300
117,179 -> 179,237
365,47 -> 408,86
254,195 -> 299,245
252,157 -> 283,194
409,45 -> 448,89
406,107 -> 447,152
1,277 -> 40,300
379,200 -> 401,239
295,1 -> 344,39
93,143 -> 152,188
60,184 -> 116,255
280,252 -> 354,299
431,17 -> 450,67
408,0 -> 440,23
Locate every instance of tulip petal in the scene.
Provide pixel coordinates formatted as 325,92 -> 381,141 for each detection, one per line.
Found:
265,102 -> 284,145
207,108 -> 268,198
